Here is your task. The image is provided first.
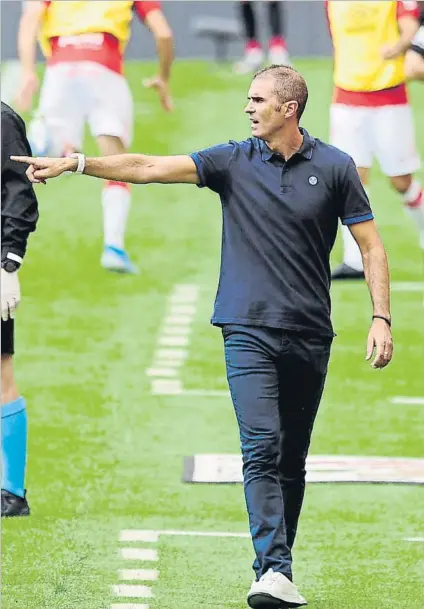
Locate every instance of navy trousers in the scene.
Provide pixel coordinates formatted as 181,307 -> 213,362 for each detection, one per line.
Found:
222,324 -> 332,580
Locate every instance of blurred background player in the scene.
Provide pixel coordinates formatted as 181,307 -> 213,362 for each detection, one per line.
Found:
327,1 -> 424,280
15,1 -> 174,274
1,102 -> 39,517
405,1 -> 424,80
234,0 -> 289,74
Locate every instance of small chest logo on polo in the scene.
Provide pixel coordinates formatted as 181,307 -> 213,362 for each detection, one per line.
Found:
309,176 -> 318,186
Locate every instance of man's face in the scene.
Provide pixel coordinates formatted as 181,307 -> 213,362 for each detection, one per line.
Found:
245,76 -> 286,140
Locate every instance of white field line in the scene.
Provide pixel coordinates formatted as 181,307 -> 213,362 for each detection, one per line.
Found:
196,282 -> 424,293
329,281 -> 424,293
390,282 -> 424,292
158,335 -> 190,347
169,304 -> 197,316
151,379 -> 183,395
181,388 -> 229,397
404,537 -> 424,542
112,585 -> 153,598
121,529 -> 250,540
165,316 -> 195,325
169,293 -> 198,304
146,368 -> 178,378
150,381 -> 229,397
119,569 -> 159,581
173,283 -> 199,296
121,530 -> 160,542
156,349 -> 188,361
111,605 -> 149,609
153,359 -> 184,369
120,548 -> 158,561
161,325 -> 192,336
391,397 -> 424,405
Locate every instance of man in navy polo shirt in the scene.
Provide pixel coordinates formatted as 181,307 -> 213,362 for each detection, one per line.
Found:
13,64 -> 394,608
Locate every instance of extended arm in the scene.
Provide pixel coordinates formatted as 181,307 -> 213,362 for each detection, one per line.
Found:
10,153 -> 200,185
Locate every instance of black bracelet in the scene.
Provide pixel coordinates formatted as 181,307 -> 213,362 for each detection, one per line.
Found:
372,315 -> 391,327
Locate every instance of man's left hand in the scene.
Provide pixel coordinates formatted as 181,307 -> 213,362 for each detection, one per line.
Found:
366,318 -> 393,369
1,269 -> 21,321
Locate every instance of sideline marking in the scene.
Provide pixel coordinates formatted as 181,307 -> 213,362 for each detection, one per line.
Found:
112,585 -> 153,598
120,548 -> 158,561
121,529 -> 250,540
119,569 -> 159,581
404,537 -> 424,542
111,605 -> 149,609
391,397 -> 424,406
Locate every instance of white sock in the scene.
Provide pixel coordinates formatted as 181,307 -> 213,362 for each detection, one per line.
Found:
403,181 -> 424,249
101,182 -> 131,250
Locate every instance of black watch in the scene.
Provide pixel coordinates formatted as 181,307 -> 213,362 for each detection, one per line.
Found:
1,259 -> 20,273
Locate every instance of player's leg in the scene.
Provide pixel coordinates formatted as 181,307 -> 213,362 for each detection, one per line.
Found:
29,63 -> 85,157
1,321 -> 29,518
85,64 -> 136,273
277,332 -> 331,550
374,105 -> 424,251
234,1 -> 265,75
330,104 -> 373,278
405,27 -> 424,82
267,1 -> 290,66
222,324 -> 308,607
222,325 -> 292,580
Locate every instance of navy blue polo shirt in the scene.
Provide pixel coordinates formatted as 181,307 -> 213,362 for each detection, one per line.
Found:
190,129 -> 373,337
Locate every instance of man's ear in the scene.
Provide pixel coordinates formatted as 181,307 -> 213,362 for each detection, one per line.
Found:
285,101 -> 298,119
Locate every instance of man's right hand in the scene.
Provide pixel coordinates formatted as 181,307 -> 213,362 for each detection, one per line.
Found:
9,155 -> 77,183
143,76 -> 174,112
15,70 -> 39,113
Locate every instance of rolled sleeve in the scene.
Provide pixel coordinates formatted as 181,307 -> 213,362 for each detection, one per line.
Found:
189,141 -> 236,194
339,158 -> 374,226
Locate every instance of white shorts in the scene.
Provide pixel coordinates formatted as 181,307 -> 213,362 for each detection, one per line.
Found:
330,103 -> 421,177
38,62 -> 133,154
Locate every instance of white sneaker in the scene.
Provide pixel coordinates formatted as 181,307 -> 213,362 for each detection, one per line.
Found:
268,46 -> 291,66
100,245 -> 139,274
247,568 -> 307,608
233,47 -> 265,74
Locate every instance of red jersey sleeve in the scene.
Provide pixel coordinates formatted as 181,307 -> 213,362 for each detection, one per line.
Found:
43,1 -> 51,6
133,1 -> 161,22
397,1 -> 420,20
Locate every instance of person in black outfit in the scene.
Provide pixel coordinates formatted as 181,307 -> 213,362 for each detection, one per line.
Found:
11,65 -> 393,607
234,1 -> 290,74
1,102 -> 39,517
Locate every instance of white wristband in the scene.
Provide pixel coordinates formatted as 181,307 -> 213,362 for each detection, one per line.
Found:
70,153 -> 86,174
6,252 -> 23,265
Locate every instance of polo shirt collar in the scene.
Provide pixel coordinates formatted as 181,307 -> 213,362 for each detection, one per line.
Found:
259,128 -> 315,162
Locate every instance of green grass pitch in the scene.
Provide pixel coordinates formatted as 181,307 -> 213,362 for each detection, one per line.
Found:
2,60 -> 423,609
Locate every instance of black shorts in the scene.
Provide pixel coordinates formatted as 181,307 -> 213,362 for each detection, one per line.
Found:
1,319 -> 14,355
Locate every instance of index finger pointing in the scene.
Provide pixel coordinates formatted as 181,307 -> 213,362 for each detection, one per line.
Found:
10,155 -> 35,164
